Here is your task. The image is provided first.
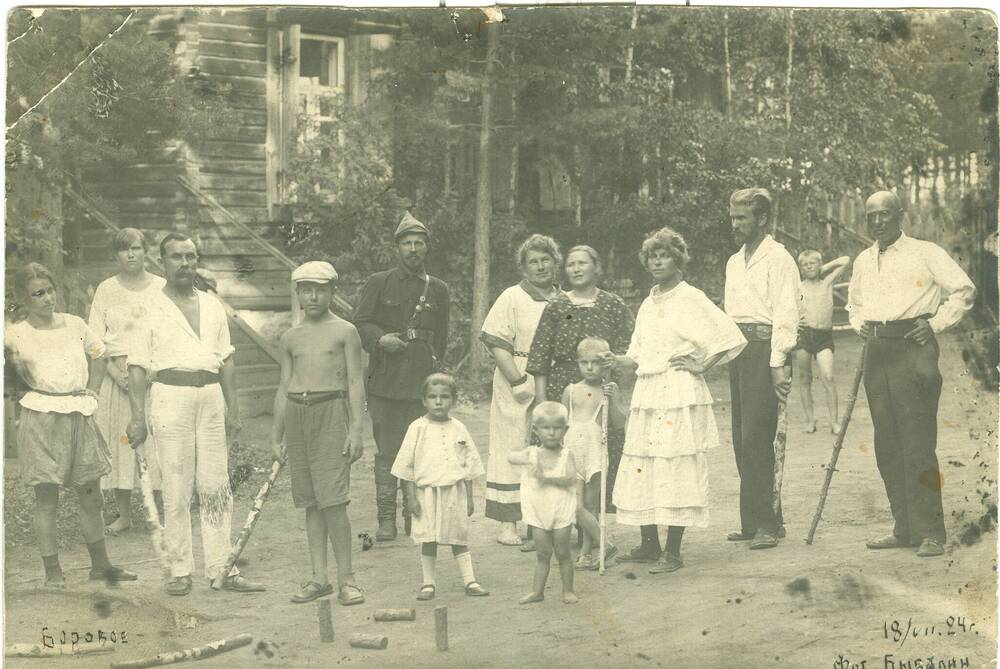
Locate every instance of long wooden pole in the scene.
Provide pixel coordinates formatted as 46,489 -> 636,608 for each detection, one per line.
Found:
598,376 -> 609,575
109,634 -> 252,669
806,341 -> 868,544
211,459 -> 283,590
135,453 -> 170,577
771,400 -> 789,523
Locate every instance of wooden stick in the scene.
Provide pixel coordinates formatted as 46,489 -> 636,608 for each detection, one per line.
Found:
317,599 -> 334,643
599,385 -> 609,575
348,634 -> 388,650
135,453 -> 171,577
373,608 -> 416,622
806,341 -> 868,544
771,400 -> 789,520
6,643 -> 114,657
211,459 -> 283,590
109,634 -> 252,669
434,606 -> 448,651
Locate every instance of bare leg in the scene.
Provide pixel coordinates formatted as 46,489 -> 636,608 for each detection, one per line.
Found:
794,349 -> 816,433
577,480 -> 602,557
305,506 -> 330,586
815,348 -> 839,433
76,482 -> 106,544
553,526 -> 577,603
322,503 -> 355,588
107,489 -> 132,532
520,527 -> 550,604
33,484 -> 59,557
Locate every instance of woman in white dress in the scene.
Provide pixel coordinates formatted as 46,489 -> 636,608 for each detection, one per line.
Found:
87,228 -> 165,535
480,234 -> 563,546
605,227 -> 747,574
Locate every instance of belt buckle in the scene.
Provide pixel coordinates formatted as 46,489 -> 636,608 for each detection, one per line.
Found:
406,328 -> 417,341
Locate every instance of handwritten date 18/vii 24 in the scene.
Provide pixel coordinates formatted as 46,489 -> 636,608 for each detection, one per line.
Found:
883,617 -> 977,647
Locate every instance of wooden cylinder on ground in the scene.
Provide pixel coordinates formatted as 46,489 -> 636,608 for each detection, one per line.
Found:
435,606 -> 448,651
317,599 -> 335,643
348,634 -> 388,650
373,608 -> 416,622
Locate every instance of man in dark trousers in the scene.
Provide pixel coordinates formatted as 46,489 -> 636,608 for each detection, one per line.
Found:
724,188 -> 800,551
847,190 -> 975,558
353,213 -> 450,541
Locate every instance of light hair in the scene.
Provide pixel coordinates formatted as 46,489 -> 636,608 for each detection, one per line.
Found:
517,234 -> 562,270
422,372 -> 456,396
531,401 -> 568,427
729,188 -> 773,221
564,245 -> 603,277
577,336 -> 610,357
798,249 -> 822,265
112,227 -> 148,254
16,262 -> 56,300
639,226 -> 690,270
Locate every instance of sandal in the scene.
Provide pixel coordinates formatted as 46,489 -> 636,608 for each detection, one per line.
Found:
574,554 -> 598,571
464,582 -> 490,597
648,554 -> 684,574
519,541 -> 536,553
416,584 -> 436,601
291,581 -> 334,604
338,583 -> 365,606
866,534 -> 910,550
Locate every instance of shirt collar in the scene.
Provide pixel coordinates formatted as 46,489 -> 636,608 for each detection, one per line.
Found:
650,280 -> 687,299
873,231 -> 908,254
519,280 -> 561,302
743,234 -> 776,268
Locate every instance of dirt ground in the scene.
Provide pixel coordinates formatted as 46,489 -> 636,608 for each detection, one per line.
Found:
3,332 -> 997,668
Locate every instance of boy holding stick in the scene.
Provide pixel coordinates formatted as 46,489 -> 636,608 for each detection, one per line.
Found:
272,261 -> 366,605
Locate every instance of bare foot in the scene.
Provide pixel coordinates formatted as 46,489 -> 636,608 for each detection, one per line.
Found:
519,592 -> 544,605
563,592 -> 579,604
803,421 -> 817,434
831,422 -> 841,436
106,517 -> 131,535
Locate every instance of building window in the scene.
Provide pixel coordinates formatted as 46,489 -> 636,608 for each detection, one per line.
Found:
299,35 -> 344,91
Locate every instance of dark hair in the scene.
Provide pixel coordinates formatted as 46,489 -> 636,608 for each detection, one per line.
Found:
422,372 -> 457,396
639,226 -> 690,270
112,227 -> 148,255
517,234 -> 562,270
159,232 -> 196,260
16,262 -> 56,300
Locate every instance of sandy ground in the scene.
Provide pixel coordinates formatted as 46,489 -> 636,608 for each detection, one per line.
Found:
3,332 -> 997,668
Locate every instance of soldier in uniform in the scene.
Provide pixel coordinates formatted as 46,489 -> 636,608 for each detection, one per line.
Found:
354,213 -> 450,541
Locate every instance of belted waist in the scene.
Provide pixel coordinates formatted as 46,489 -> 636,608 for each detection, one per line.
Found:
154,369 -> 220,387
286,390 -> 346,406
403,327 -> 435,343
513,350 -> 529,358
29,387 -> 91,397
866,315 -> 931,339
736,322 -> 773,341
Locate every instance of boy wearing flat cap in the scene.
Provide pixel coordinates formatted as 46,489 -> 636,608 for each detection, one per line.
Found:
353,213 -> 450,542
272,261 -> 366,605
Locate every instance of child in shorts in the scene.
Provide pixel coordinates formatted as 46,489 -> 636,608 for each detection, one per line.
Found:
272,261 -> 365,606
794,251 -> 850,434
562,337 -> 624,569
392,373 -> 489,600
509,401 -> 584,604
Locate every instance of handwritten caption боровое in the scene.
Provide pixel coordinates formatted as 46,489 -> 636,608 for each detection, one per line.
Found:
41,627 -> 128,651
832,617 -> 978,668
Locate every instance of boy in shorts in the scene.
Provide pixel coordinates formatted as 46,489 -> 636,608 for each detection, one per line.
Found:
272,261 -> 366,605
794,250 -> 850,434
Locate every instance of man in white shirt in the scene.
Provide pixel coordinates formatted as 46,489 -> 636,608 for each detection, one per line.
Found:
126,233 -> 266,595
724,188 -> 800,550
847,191 -> 975,558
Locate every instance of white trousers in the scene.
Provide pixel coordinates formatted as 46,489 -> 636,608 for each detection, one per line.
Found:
150,383 -> 235,580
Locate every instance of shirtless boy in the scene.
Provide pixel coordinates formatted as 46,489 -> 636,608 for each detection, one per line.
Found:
272,261 -> 366,606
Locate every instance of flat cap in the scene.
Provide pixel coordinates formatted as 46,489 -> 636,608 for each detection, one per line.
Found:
292,261 -> 338,284
394,212 -> 430,241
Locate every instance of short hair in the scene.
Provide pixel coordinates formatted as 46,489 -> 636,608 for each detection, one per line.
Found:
16,262 -> 56,300
422,372 -> 456,396
517,234 -> 562,270
730,188 -> 773,221
159,232 -> 196,260
798,249 -> 822,265
577,336 -> 610,357
565,245 -> 602,274
638,226 -> 690,270
112,227 -> 148,254
531,401 -> 568,427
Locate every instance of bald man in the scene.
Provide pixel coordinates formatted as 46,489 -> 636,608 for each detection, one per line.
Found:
847,191 -> 975,558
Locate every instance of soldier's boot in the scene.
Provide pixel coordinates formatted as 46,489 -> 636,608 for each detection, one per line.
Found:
374,457 -> 398,542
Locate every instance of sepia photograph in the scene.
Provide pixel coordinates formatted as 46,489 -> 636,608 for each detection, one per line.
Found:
3,4 -> 998,667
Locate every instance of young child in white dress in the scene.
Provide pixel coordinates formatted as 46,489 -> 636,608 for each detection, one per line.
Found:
561,337 -> 625,570
508,401 -> 583,604
392,373 -> 490,600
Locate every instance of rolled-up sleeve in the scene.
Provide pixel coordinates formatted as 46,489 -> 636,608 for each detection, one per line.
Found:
769,255 -> 801,367
925,244 -> 976,333
480,289 -> 515,355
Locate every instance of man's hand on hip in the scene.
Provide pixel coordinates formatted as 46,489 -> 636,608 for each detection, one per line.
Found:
904,318 -> 934,345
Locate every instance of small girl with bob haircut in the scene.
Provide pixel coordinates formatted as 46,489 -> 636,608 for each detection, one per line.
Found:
392,373 -> 490,600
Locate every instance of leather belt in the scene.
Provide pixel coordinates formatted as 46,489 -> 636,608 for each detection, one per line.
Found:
287,390 -> 346,406
513,351 -> 529,358
867,315 -> 930,339
154,369 -> 220,387
737,322 -> 773,341
29,388 -> 90,397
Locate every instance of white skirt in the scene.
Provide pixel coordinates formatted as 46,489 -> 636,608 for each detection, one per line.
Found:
411,481 -> 471,546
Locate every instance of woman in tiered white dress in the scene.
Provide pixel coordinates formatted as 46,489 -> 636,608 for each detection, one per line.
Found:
88,228 -> 165,535
606,227 -> 747,574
